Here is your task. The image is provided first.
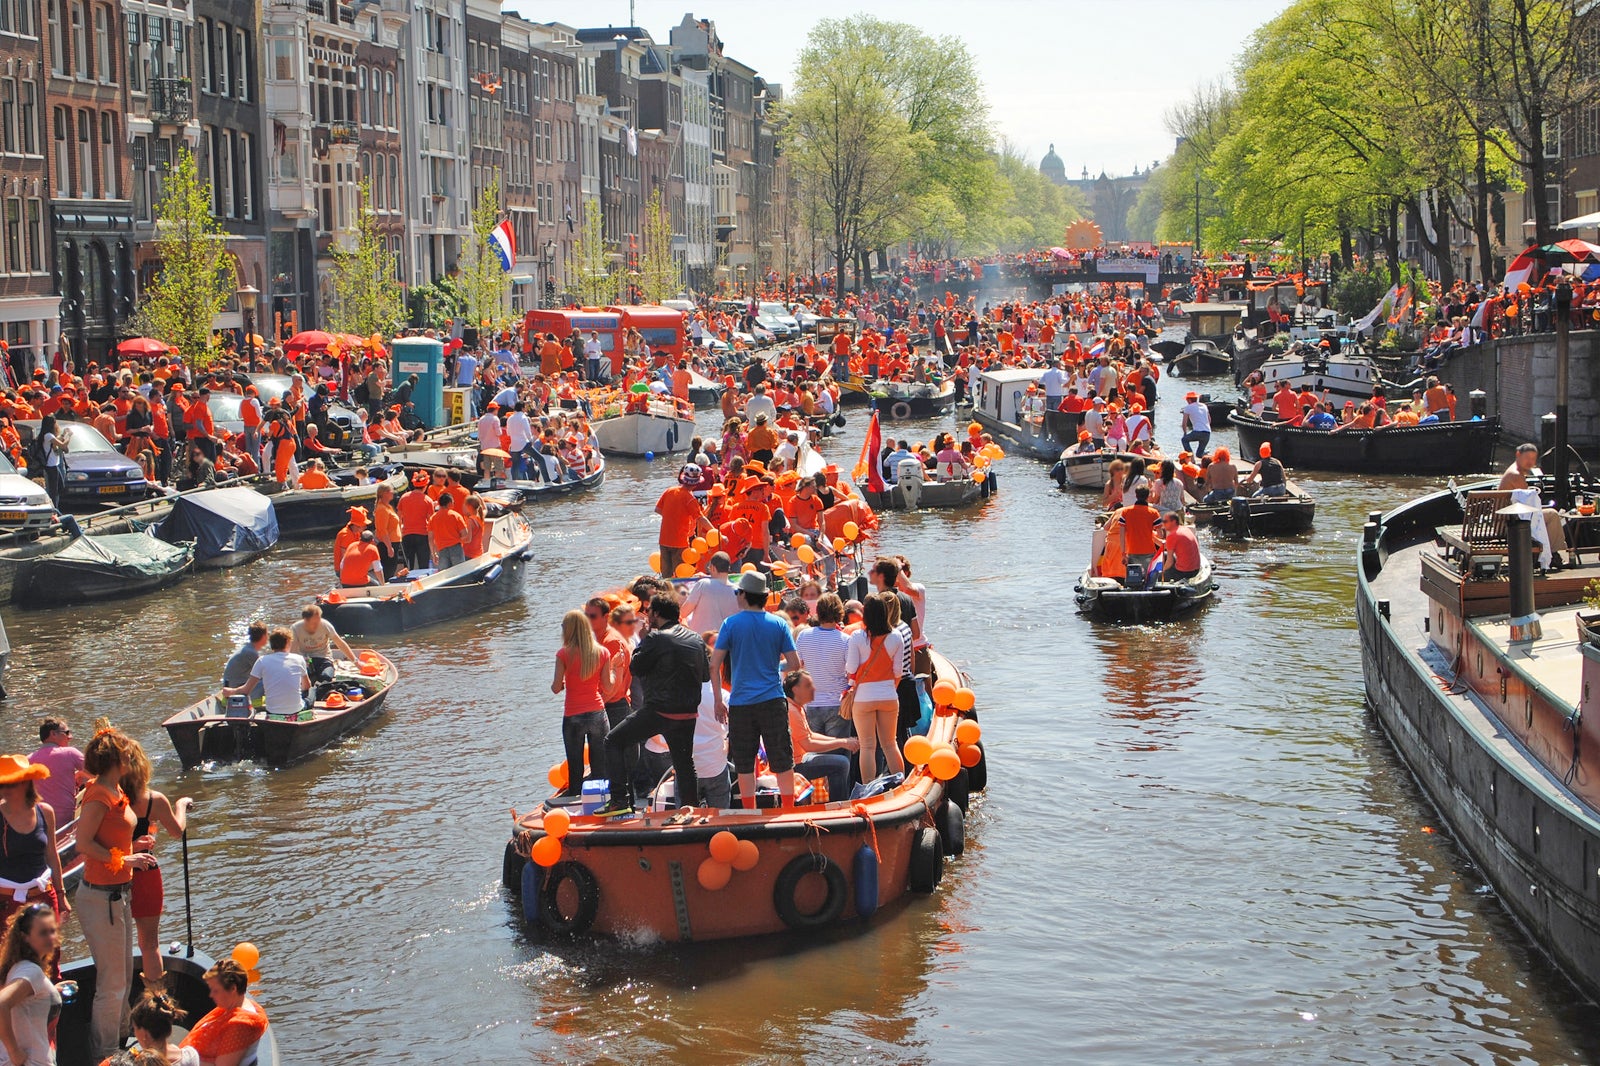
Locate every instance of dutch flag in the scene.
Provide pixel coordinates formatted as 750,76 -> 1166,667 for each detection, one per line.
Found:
1088,338 -> 1106,357
489,219 -> 516,272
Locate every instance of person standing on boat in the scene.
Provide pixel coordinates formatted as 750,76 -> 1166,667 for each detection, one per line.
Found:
552,609 -> 615,802
682,552 -> 738,636
655,468 -> 713,578
373,484 -> 403,581
427,493 -> 469,571
588,598 -> 636,795
0,757 -> 68,942
711,571 -> 801,810
397,476 -> 436,572
597,593 -> 709,816
1179,391 -> 1212,457
120,742 -> 191,996
1113,487 -> 1163,587
26,720 -> 84,822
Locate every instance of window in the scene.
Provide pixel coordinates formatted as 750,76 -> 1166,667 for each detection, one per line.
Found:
198,18 -> 211,92
15,0 -> 31,36
76,108 -> 91,197
383,72 -> 394,127
359,68 -> 368,126
24,199 -> 40,272
126,11 -> 141,91
3,200 -> 17,275
238,132 -> 251,219
69,1 -> 84,78
19,83 -> 35,154
52,107 -> 67,194
100,111 -> 114,198
233,28 -> 248,101
388,152 -> 398,209
272,39 -> 293,82
93,5 -> 108,83
131,135 -> 148,219
360,150 -> 370,188
277,132 -> 297,181
373,152 -> 384,209
0,80 -> 14,154
214,20 -> 229,97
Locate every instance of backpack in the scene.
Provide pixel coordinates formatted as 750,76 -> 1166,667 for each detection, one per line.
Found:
25,431 -> 47,474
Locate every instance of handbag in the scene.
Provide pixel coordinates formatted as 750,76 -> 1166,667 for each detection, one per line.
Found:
839,636 -> 886,721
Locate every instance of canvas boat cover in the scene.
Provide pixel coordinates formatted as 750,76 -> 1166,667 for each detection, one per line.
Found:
151,487 -> 278,560
51,532 -> 192,580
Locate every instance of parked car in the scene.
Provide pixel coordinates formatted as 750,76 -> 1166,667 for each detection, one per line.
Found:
55,424 -> 154,506
209,375 -> 360,447
0,452 -> 55,531
757,302 -> 800,341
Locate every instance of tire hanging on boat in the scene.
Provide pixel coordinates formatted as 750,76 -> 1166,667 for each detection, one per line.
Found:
945,767 -> 971,813
907,827 -> 944,893
938,800 -> 965,858
965,741 -> 988,793
772,853 -> 849,930
540,860 -> 600,935
890,401 -> 913,420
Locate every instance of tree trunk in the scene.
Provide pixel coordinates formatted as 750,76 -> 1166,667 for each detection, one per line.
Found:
1382,200 -> 1402,286
1339,227 -> 1354,281
1405,194 -> 1455,293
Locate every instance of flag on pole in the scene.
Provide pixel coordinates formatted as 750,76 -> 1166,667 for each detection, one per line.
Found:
1469,299 -> 1488,331
1088,338 -> 1107,357
853,409 -> 886,493
626,126 -> 638,158
489,219 -> 516,272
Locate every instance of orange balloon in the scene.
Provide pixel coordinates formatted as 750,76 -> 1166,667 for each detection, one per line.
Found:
675,562 -> 696,577
547,762 -> 568,790
697,857 -> 733,890
682,547 -> 701,565
531,835 -> 562,867
741,562 -> 758,573
973,472 -> 986,484
708,830 -> 740,864
928,748 -> 961,781
790,532 -> 807,548
953,688 -> 976,712
231,942 -> 260,969
931,681 -> 958,706
246,967 -> 262,984
843,521 -> 860,540
959,743 -> 983,768
705,528 -> 721,548
832,536 -> 847,553
955,719 -> 981,746
903,735 -> 934,766
692,536 -> 708,554
731,839 -> 760,871
797,545 -> 817,564
543,807 -> 571,840
648,551 -> 662,572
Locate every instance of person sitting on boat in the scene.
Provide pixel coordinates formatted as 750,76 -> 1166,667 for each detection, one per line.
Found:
1301,402 -> 1338,430
1081,397 -> 1106,447
1121,457 -> 1151,507
783,669 -> 858,804
1271,380 -> 1300,424
179,959 -> 269,1066
1104,406 -> 1129,451
1151,459 -> 1186,516
222,627 -> 310,717
1160,511 -> 1202,583
1200,448 -> 1239,506
1245,444 -> 1290,498
1125,402 -> 1154,450
1500,442 -> 1568,569
1113,487 -> 1163,587
222,623 -> 270,691
128,990 -> 191,1066
332,507 -> 369,575
338,529 -> 384,589
299,422 -> 339,464
934,438 -> 969,481
290,604 -> 355,683
175,440 -> 217,492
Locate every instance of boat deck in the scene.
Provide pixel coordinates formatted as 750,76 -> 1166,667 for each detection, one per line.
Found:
1370,535 -> 1600,827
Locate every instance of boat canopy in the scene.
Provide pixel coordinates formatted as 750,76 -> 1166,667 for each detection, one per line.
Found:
151,487 -> 279,561
54,532 -> 190,579
976,368 -> 1043,425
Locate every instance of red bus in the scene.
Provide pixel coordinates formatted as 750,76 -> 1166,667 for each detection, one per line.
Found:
521,307 -> 624,373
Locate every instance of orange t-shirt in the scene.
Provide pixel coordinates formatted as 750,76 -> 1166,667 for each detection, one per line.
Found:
339,541 -> 381,585
333,523 -> 363,565
790,492 -> 824,532
428,507 -> 468,550
1118,504 -> 1161,555
398,490 -> 435,536
655,485 -> 703,549
82,782 -> 134,886
374,502 -> 401,544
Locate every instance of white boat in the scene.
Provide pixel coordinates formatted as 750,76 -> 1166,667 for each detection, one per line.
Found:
1255,347 -> 1387,402
970,367 -> 1079,460
1074,553 -> 1217,623
1050,450 -> 1149,489
592,409 -> 698,457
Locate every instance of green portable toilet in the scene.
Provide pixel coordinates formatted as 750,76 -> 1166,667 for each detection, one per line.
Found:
391,337 -> 444,428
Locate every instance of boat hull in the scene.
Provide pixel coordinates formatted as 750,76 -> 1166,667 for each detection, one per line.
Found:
973,409 -> 1079,461
593,412 -> 697,456
322,551 -> 529,635
1189,489 -> 1315,535
1051,451 -> 1146,489
1170,349 -> 1232,377
1075,560 -> 1216,623
1230,411 -> 1500,475
863,478 -> 982,511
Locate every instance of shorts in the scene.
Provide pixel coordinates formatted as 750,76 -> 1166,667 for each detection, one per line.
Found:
130,863 -> 163,919
727,697 -> 793,774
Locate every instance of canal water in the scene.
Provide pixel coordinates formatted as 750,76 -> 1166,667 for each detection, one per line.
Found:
9,367 -> 1600,1063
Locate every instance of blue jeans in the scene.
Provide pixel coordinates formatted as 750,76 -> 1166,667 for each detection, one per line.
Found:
1202,487 -> 1236,506
1255,483 -> 1289,498
510,448 -> 530,480
561,711 -> 608,794
805,703 -> 851,739
1181,429 -> 1210,455
796,752 -> 852,803
435,543 -> 465,569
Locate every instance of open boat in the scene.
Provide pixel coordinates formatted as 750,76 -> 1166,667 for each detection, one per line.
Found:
501,650 -> 987,941
1229,410 -> 1501,475
870,379 -> 957,420
1188,479 -> 1316,536
150,487 -> 278,569
1051,449 -> 1160,490
686,369 -> 726,408
162,650 -> 398,769
16,532 -> 194,605
1254,346 -> 1391,402
317,508 -> 533,635
972,367 -> 1083,460
592,407 -> 697,457
1169,339 -> 1232,377
1075,553 -> 1216,623
476,455 -> 606,505
863,473 -> 983,511
248,466 -> 409,538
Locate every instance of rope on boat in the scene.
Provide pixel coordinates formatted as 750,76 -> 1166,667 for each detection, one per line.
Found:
1564,709 -> 1583,786
850,802 -> 881,861
802,817 -> 830,861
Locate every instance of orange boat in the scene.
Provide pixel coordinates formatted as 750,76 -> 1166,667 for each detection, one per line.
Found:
500,650 -> 987,941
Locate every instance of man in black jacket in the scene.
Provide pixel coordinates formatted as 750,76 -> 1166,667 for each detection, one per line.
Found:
596,592 -> 710,816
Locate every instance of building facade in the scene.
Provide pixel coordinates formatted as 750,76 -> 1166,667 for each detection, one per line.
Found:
0,0 -> 57,377
194,0 -> 263,338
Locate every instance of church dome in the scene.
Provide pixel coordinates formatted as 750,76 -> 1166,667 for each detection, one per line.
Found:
1039,144 -> 1066,184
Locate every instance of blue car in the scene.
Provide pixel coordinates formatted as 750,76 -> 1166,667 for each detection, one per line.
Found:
56,423 -> 156,507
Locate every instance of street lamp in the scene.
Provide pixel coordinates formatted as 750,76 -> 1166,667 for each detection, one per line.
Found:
737,263 -> 747,296
237,283 -> 260,368
541,240 -> 557,308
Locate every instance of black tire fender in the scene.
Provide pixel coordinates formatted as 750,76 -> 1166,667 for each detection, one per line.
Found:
907,826 -> 943,893
938,800 -> 965,858
772,853 -> 849,930
540,860 -> 600,935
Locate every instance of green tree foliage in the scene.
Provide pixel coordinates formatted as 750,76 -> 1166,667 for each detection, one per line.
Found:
964,145 -> 1088,253
569,198 -> 617,307
327,179 -> 405,340
637,189 -> 683,304
133,147 -> 233,368
457,178 -> 510,329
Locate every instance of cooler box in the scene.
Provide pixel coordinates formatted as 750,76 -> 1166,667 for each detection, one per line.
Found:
580,779 -> 610,814
390,337 -> 445,429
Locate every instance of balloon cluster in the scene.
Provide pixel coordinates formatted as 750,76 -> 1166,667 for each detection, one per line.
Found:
230,942 -> 263,985
697,830 -> 759,890
901,683 -> 981,782
531,806 -> 572,867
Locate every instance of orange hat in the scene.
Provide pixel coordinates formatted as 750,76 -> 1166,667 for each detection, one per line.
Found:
777,470 -> 800,486
737,476 -> 761,494
1185,391 -> 1198,402
708,483 -> 727,497
1077,430 -> 1091,442
0,756 -> 48,786
1259,443 -> 1272,458
348,506 -> 369,525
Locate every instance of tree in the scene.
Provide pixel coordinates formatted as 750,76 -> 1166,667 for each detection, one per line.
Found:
637,189 -> 683,305
134,147 -> 233,368
456,178 -> 510,331
569,198 -> 617,307
327,179 -> 405,339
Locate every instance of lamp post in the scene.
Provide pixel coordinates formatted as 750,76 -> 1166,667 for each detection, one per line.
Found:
1555,281 -> 1573,509
540,240 -> 558,309
737,263 -> 747,297
237,284 -> 260,370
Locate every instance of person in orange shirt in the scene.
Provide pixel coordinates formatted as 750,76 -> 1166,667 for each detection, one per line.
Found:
654,465 -> 712,576
297,459 -> 332,489
1113,486 -> 1163,584
339,529 -> 384,588
728,479 -> 774,565
332,506 -> 368,573
373,482 -> 403,579
186,387 -> 218,459
789,477 -> 825,535
461,494 -> 487,559
427,492 -> 469,569
397,478 -> 436,570
671,361 -> 694,402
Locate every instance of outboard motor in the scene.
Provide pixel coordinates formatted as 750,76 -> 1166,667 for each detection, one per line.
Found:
1227,496 -> 1251,541
896,458 -> 924,511
1124,559 -> 1147,589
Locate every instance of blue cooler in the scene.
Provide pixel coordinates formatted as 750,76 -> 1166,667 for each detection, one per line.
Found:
580,779 -> 610,814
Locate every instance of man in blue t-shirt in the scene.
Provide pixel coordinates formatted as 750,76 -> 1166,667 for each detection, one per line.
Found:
711,570 -> 801,809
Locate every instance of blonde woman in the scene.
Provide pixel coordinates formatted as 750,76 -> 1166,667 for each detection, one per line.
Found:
843,594 -> 905,784
551,609 -> 615,801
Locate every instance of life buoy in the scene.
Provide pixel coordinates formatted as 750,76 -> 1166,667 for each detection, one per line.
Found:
540,860 -> 600,935
937,800 -> 965,858
772,853 -> 848,930
890,401 -> 912,420
907,826 -> 943,893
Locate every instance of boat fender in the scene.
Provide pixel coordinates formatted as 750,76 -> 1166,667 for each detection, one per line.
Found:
852,844 -> 879,919
540,860 -> 600,935
1228,496 -> 1251,541
519,857 -> 540,926
890,401 -> 913,420
907,827 -> 943,893
965,741 -> 988,793
484,563 -> 502,582
832,413 -> 847,428
945,767 -> 971,813
938,800 -> 965,858
772,853 -> 849,930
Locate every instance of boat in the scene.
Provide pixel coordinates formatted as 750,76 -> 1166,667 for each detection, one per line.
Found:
1169,339 -> 1232,377
1149,327 -> 1189,359
1187,478 -> 1316,536
476,454 -> 607,505
869,379 -> 957,420
686,369 -> 726,408
57,947 -> 279,1066
162,650 -> 399,769
971,367 -> 1081,460
1254,346 -> 1390,402
1050,449 -> 1157,489
15,532 -> 194,605
862,470 -> 983,511
592,408 -> 698,457
316,507 -> 533,635
1203,394 -> 1235,427
500,649 -> 987,941
1074,553 -> 1217,623
1357,479 -> 1600,1001
150,487 -> 279,569
1229,410 -> 1500,475
248,466 -> 409,538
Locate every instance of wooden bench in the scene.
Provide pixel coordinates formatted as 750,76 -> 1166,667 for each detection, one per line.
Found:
1437,489 -> 1519,566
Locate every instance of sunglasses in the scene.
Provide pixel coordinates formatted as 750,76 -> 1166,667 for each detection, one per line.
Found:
584,612 -> 604,620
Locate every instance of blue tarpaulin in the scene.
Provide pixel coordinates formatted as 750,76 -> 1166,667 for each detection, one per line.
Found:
151,487 -> 278,562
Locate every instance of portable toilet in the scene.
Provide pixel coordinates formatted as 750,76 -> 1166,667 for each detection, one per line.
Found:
391,337 -> 445,429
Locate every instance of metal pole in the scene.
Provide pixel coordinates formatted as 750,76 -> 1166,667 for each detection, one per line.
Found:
181,827 -> 194,958
1194,170 -> 1201,258
1556,282 -> 1573,509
